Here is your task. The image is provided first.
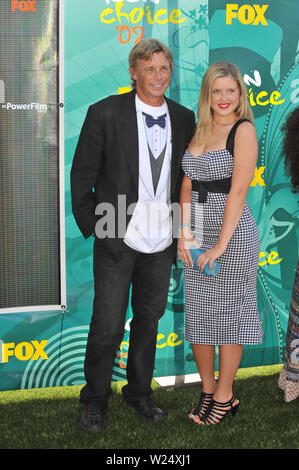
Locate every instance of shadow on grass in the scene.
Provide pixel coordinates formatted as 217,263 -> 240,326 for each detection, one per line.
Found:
0,368 -> 298,449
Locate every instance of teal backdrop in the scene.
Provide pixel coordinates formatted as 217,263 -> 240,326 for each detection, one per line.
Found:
0,0 -> 298,390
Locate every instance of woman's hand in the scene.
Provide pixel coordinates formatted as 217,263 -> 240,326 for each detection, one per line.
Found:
177,225 -> 201,267
196,243 -> 227,272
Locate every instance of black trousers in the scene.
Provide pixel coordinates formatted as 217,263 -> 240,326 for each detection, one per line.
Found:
79,241 -> 174,405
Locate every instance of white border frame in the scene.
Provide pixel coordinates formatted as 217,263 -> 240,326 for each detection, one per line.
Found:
0,0 -> 66,314
59,0 -> 67,311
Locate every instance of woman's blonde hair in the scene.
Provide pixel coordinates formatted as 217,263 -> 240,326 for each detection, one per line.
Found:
194,61 -> 254,144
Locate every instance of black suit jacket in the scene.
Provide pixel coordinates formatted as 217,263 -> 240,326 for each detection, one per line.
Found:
70,90 -> 195,261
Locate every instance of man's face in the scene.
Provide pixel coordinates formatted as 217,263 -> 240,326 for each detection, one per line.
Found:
130,51 -> 171,106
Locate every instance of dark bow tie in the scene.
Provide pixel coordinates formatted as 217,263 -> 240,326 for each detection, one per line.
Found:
142,112 -> 167,129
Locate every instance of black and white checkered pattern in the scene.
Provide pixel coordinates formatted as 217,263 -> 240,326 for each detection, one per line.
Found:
181,149 -> 263,345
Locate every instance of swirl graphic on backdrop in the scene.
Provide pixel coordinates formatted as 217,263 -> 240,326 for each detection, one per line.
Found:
167,264 -> 185,308
21,326 -> 89,389
21,325 -> 128,389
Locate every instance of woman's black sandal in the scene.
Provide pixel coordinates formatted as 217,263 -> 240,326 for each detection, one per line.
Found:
200,395 -> 239,425
189,392 -> 214,422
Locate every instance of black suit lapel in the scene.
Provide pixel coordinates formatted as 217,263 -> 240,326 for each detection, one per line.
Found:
119,90 -> 139,192
166,97 -> 183,197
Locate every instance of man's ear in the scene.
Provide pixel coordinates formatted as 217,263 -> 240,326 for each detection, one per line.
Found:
129,66 -> 136,80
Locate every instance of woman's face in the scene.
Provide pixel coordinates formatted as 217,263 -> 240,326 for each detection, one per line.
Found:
210,75 -> 241,119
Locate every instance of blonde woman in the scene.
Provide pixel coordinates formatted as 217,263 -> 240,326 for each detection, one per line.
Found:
178,62 -> 263,425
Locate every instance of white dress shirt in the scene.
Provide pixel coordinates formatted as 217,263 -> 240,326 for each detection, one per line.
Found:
124,94 -> 173,253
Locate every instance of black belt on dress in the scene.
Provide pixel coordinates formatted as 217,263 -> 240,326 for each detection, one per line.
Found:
191,177 -> 232,203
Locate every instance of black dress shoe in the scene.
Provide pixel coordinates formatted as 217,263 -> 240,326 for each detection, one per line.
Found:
123,396 -> 168,422
80,402 -> 106,433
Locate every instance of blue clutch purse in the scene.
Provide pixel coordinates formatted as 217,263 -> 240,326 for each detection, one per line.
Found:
189,246 -> 220,277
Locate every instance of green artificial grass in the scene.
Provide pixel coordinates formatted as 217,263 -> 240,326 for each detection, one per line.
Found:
0,364 -> 298,449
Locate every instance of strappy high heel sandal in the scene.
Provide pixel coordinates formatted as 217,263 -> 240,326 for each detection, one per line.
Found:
189,392 -> 214,423
200,395 -> 239,425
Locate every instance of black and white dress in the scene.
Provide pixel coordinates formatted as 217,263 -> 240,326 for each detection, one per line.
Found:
181,120 -> 263,345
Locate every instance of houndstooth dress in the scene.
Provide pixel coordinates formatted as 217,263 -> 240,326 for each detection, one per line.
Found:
181,121 -> 263,345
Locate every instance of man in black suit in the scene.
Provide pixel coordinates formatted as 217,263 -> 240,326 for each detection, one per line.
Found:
71,38 -> 195,432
